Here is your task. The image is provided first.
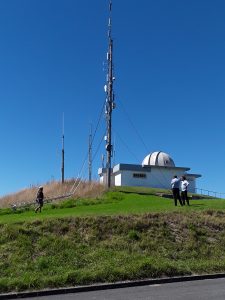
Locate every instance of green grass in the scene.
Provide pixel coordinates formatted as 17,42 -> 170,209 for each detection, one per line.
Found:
0,190 -> 225,224
1,187 -> 225,293
1,211 -> 225,293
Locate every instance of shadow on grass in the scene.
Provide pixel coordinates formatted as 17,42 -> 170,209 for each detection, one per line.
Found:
120,191 -> 157,196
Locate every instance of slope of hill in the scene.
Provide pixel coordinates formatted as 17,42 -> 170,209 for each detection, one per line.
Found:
1,187 -> 225,294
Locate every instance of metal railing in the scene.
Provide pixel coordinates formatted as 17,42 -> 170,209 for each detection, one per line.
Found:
195,188 -> 225,199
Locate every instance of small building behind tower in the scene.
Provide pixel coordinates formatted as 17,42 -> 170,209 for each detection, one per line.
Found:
98,151 -> 201,193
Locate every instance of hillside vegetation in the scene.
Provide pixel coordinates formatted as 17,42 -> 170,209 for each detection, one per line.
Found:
0,180 -> 105,208
0,187 -> 225,293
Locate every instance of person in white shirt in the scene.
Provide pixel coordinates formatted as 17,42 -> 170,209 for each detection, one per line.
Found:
181,176 -> 189,206
171,175 -> 183,206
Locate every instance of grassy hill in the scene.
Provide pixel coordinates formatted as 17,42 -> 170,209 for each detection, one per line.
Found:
1,186 -> 225,293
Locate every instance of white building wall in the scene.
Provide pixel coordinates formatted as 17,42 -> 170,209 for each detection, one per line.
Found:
100,166 -> 197,193
99,175 -> 105,185
149,168 -> 185,189
119,171 -> 149,187
115,174 -> 122,186
186,176 -> 196,193
114,168 -> 196,192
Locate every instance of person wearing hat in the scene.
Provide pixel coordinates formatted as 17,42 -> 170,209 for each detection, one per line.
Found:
35,186 -> 44,213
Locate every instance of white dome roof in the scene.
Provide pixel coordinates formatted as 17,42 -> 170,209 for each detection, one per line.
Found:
142,151 -> 175,167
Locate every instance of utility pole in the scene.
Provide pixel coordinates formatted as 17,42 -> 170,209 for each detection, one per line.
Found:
105,0 -> 116,188
61,113 -> 65,184
88,125 -> 92,183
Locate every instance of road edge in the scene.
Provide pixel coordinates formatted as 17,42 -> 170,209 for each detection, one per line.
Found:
1,273 -> 225,299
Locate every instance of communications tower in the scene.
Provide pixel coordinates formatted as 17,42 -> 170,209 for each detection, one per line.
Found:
88,126 -> 92,182
105,0 -> 116,188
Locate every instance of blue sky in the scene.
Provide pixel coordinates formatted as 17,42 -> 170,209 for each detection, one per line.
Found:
0,0 -> 224,196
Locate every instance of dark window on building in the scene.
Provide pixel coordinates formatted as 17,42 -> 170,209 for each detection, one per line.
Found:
133,173 -> 146,178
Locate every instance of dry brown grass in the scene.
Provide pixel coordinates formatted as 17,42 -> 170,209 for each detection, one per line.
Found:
0,179 -> 105,208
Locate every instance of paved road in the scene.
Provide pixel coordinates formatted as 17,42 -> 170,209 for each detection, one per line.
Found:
14,278 -> 225,300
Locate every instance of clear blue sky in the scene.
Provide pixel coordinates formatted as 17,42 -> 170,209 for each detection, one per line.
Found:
0,0 -> 224,196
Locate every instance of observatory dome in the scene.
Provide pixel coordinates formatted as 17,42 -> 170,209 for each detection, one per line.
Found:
142,151 -> 175,167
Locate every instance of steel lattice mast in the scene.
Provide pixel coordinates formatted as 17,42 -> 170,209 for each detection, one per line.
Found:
88,125 -> 92,182
105,0 -> 116,188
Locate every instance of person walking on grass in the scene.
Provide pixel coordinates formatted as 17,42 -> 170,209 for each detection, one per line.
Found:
171,175 -> 183,206
35,186 -> 44,213
181,176 -> 190,206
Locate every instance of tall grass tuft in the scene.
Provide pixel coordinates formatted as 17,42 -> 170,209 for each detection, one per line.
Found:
0,179 -> 105,208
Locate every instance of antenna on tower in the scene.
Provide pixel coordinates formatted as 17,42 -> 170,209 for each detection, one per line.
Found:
113,136 -> 116,167
101,154 -> 105,168
88,124 -> 92,183
61,112 -> 65,184
105,0 -> 116,188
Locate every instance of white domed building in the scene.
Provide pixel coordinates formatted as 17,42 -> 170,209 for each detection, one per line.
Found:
98,151 -> 201,193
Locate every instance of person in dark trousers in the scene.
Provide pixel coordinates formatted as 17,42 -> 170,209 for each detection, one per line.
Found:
171,175 -> 183,206
181,176 -> 190,206
35,186 -> 44,213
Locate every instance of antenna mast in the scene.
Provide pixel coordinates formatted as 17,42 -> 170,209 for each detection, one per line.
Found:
88,125 -> 92,182
105,0 -> 116,188
61,113 -> 65,184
